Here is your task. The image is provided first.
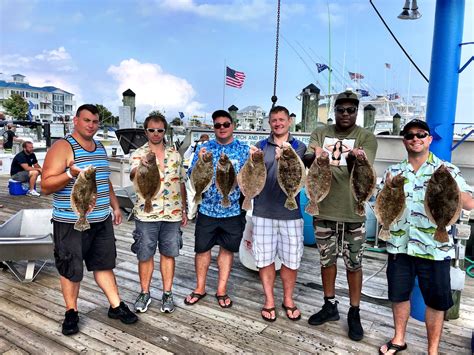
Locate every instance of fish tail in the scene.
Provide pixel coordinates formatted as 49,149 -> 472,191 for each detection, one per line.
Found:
378,228 -> 390,241
222,196 -> 230,208
74,217 -> 90,232
284,196 -> 298,210
434,228 -> 449,243
355,203 -> 365,216
305,202 -> 319,216
144,199 -> 153,213
242,197 -> 252,211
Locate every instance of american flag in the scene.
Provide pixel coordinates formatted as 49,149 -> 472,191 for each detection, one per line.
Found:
348,71 -> 364,80
226,66 -> 246,89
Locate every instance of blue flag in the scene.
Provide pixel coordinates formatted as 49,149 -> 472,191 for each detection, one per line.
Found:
28,100 -> 35,121
316,63 -> 329,73
356,89 -> 369,97
178,112 -> 185,119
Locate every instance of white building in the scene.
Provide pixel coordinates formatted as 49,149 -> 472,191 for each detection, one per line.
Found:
236,105 -> 266,130
0,74 -> 75,121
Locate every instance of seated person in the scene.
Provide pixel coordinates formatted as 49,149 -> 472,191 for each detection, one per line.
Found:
10,141 -> 42,196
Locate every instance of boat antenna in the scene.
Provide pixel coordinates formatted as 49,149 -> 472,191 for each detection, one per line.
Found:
271,0 -> 281,108
369,0 -> 428,83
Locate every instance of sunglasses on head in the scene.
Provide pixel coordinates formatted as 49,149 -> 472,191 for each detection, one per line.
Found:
213,122 -> 232,129
404,132 -> 429,140
335,106 -> 357,114
146,128 -> 165,134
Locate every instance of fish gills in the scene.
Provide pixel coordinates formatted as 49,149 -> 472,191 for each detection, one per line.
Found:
237,150 -> 267,211
424,165 -> 462,243
374,173 -> 406,241
134,152 -> 161,213
71,165 -> 97,231
215,153 -> 236,207
277,143 -> 305,210
190,152 -> 214,204
350,154 -> 376,216
305,151 -> 332,216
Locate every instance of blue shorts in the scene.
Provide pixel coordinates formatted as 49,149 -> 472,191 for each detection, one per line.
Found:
386,253 -> 453,311
132,220 -> 183,260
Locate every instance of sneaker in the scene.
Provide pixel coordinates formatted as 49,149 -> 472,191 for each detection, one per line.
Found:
347,306 -> 364,341
108,301 -> 138,324
134,292 -> 151,313
161,291 -> 175,313
62,309 -> 79,335
308,299 -> 340,326
27,189 -> 40,197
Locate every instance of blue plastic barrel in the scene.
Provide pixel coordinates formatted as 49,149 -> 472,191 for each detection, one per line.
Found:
299,188 -> 316,245
410,277 -> 426,322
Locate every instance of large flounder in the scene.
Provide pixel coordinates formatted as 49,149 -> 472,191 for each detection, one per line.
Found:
424,164 -> 462,243
277,142 -> 305,210
71,165 -> 97,231
305,151 -> 332,216
134,151 -> 161,213
237,149 -> 267,211
374,173 -> 406,241
216,152 -> 237,207
350,152 -> 376,216
190,151 -> 214,204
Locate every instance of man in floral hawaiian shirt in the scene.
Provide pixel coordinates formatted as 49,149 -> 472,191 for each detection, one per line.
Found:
129,113 -> 187,314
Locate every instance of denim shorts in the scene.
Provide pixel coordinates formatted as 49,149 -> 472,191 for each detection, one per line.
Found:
132,220 -> 183,260
387,253 -> 453,311
53,216 -> 116,282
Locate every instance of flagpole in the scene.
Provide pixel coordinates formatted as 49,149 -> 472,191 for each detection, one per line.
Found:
222,59 -> 226,108
327,1 -> 332,98
384,65 -> 387,94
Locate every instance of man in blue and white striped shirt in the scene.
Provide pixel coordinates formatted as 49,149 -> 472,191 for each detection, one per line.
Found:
42,104 -> 138,336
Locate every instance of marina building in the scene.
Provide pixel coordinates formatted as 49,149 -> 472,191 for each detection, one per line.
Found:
236,105 -> 266,130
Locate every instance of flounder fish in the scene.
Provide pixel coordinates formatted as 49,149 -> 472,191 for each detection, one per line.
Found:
216,152 -> 237,207
190,151 -> 214,204
277,142 -> 305,210
71,165 -> 97,231
134,151 -> 161,213
305,151 -> 332,216
424,165 -> 462,243
374,173 -> 406,241
350,152 -> 376,216
237,149 -> 267,211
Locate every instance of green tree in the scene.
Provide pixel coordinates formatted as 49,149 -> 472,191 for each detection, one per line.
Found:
96,104 -> 118,127
189,118 -> 201,127
171,117 -> 183,126
3,93 -> 29,120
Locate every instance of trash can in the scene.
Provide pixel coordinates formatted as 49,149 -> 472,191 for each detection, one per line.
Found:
299,188 -> 316,246
410,277 -> 426,322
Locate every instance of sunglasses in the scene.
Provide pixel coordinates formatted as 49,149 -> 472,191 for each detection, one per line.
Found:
335,106 -> 357,114
404,132 -> 429,140
213,122 -> 232,129
146,128 -> 165,134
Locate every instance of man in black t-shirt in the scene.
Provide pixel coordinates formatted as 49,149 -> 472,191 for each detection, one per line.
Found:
2,123 -> 21,150
10,141 -> 42,196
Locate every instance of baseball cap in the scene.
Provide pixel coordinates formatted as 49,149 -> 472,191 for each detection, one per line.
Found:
334,90 -> 359,106
401,119 -> 430,135
211,110 -> 232,122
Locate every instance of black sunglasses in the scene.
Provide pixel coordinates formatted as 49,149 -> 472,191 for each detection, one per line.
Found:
146,128 -> 165,134
335,106 -> 357,114
214,122 -> 232,129
404,132 -> 429,140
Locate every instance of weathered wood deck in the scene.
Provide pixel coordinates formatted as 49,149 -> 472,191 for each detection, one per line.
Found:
0,175 -> 472,354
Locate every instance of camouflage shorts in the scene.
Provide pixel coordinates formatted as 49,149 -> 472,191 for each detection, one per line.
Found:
314,219 -> 366,271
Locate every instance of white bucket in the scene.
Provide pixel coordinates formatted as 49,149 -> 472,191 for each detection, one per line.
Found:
450,266 -> 465,291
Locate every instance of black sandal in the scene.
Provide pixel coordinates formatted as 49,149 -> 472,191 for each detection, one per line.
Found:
261,307 -> 276,322
282,303 -> 301,321
379,341 -> 407,354
184,292 -> 207,305
215,293 -> 233,308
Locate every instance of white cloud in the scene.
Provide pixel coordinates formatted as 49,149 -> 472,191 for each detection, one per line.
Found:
0,47 -> 76,72
107,59 -> 204,119
144,0 -> 303,22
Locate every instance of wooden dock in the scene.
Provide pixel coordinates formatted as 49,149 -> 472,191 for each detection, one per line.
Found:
0,175 -> 472,354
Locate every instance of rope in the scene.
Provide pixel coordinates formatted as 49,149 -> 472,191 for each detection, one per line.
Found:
271,0 -> 281,108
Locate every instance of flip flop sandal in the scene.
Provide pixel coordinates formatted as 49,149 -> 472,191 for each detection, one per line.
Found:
378,341 -> 408,354
261,307 -> 277,322
184,292 -> 207,305
215,293 -> 233,308
282,303 -> 302,321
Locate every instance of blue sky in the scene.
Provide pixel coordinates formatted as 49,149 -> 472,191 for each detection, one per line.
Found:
1,0 -> 473,128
